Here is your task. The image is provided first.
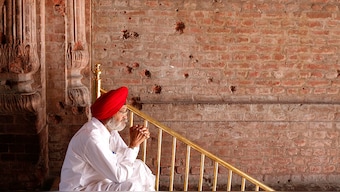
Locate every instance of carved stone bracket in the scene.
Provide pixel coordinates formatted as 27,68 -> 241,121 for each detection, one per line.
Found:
68,86 -> 90,107
0,91 -> 41,113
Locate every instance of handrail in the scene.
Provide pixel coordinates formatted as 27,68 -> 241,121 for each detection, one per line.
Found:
94,64 -> 275,191
128,102 -> 274,191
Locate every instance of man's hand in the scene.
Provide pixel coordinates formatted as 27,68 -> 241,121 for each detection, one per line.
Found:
129,124 -> 150,148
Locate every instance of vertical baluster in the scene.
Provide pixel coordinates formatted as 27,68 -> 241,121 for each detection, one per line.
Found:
241,177 -> 246,191
255,185 -> 260,191
142,120 -> 148,162
169,137 -> 176,191
129,111 -> 134,127
212,162 -> 218,191
227,170 -> 232,191
184,145 -> 191,191
198,154 -> 205,191
155,129 -> 163,191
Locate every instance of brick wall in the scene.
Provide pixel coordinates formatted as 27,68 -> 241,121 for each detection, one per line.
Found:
90,0 -> 340,190
92,0 -> 340,103
0,112 -> 47,190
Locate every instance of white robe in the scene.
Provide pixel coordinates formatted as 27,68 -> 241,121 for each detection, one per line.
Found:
59,117 -> 155,191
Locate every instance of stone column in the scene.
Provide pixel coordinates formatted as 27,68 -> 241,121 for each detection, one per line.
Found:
65,0 -> 90,107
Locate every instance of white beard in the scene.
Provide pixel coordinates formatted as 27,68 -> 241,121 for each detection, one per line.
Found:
105,118 -> 126,132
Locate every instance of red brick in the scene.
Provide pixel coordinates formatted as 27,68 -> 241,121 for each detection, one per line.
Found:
306,12 -> 332,19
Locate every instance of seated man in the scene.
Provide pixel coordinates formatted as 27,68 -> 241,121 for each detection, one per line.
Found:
59,86 -> 155,191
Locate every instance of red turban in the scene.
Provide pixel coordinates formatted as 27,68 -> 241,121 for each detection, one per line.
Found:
91,86 -> 128,121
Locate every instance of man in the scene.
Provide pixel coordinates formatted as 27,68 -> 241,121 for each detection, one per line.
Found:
59,86 -> 155,191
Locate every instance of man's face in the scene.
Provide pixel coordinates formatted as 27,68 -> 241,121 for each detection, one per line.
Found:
105,105 -> 128,132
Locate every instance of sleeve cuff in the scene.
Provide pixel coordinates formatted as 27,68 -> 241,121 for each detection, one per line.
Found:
126,146 -> 139,161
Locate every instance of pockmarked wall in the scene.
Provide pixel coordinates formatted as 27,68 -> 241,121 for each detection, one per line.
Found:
92,0 -> 340,190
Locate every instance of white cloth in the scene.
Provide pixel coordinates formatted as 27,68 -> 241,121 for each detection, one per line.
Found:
59,117 -> 155,191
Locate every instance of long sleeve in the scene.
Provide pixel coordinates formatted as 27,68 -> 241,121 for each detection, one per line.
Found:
83,133 -> 139,183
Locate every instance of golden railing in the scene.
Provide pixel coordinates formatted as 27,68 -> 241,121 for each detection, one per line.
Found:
93,63 -> 275,191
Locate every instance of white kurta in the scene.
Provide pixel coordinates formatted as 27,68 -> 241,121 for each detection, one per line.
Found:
59,117 -> 155,191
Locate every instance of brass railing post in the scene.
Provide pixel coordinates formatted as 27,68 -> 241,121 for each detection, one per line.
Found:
93,63 -> 102,99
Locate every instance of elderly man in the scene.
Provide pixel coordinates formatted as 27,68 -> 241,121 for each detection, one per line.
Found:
59,86 -> 155,191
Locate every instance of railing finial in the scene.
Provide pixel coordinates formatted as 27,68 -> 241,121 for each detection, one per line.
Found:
93,63 -> 102,99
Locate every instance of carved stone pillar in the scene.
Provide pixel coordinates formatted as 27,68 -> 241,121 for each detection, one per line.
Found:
0,0 -> 41,114
0,0 -> 47,190
65,0 -> 90,107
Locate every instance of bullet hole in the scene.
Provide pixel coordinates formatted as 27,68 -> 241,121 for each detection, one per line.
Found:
126,66 -> 133,74
144,70 -> 151,78
71,106 -> 85,115
133,32 -> 139,38
58,101 -> 65,109
103,48 -> 107,51
130,96 -> 143,110
288,179 -> 291,183
5,80 -> 13,88
184,73 -> 189,78
129,17 -> 131,20
153,84 -> 162,94
189,54 -> 194,59
337,69 -> 340,77
175,21 -> 185,34
133,62 -> 140,68
230,85 -> 236,93
208,77 -> 213,83
195,59 -> 199,63
175,8 -> 179,12
121,29 -> 139,39
52,115 -> 63,124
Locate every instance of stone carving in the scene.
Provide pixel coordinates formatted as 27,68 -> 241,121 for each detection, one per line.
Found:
65,0 -> 90,107
0,0 -> 41,113
0,92 -> 41,113
9,45 -> 31,74
66,40 -> 90,107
